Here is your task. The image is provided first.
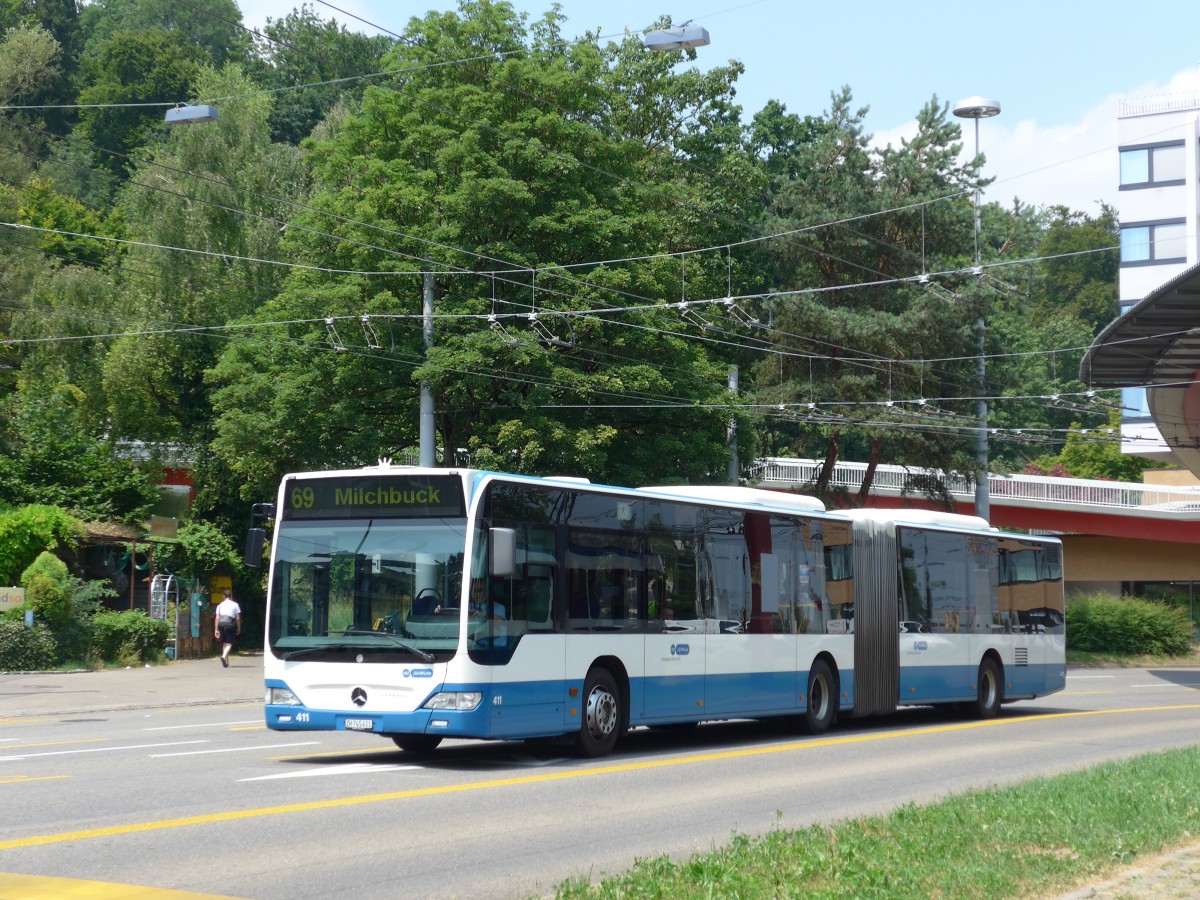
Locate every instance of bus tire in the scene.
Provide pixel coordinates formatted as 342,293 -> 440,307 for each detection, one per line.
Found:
805,659 -> 836,734
392,734 -> 443,753
971,657 -> 1003,719
577,667 -> 622,757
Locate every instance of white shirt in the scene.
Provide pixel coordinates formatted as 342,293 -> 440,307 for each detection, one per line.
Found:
216,598 -> 241,621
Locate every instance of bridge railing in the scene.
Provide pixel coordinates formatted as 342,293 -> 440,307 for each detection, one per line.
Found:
749,457 -> 1200,512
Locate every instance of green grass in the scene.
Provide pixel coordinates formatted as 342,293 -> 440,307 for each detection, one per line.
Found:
554,746 -> 1200,899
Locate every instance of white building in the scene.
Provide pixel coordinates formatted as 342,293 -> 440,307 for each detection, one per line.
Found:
1114,89 -> 1200,461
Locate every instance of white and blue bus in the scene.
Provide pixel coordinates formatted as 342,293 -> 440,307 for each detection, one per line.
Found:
259,463 -> 1066,757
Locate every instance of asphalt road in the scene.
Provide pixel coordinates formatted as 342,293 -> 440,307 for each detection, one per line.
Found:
1,662 -> 1198,899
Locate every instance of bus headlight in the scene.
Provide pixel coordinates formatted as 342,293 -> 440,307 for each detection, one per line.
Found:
268,686 -> 302,706
424,691 -> 482,711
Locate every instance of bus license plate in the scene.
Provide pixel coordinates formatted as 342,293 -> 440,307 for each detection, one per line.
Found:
344,718 -> 374,731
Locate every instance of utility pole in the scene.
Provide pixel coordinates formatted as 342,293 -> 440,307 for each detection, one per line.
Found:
727,366 -> 739,484
953,97 -> 1001,522
420,266 -> 436,467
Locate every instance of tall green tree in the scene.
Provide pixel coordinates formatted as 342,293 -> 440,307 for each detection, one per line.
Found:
101,64 -> 305,444
1031,204 -> 1119,331
208,1 -> 752,497
75,27 -> 204,174
0,380 -> 159,521
746,91 -> 995,498
77,0 -> 248,68
247,4 -> 393,145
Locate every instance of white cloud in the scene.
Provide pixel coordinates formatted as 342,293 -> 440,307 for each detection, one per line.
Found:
873,66 -> 1200,217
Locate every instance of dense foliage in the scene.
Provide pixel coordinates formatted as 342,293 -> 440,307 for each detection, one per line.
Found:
0,503 -> 82,584
0,619 -> 57,670
1066,593 -> 1195,657
0,0 -> 1129,637
91,608 -> 170,663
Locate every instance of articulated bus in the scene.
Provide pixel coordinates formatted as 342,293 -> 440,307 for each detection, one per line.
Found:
258,463 -> 1066,757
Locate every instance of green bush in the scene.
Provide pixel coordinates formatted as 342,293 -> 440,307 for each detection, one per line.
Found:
18,553 -> 113,664
22,551 -> 72,630
0,504 -> 82,585
91,610 -> 170,663
1066,593 -> 1194,656
0,620 -> 57,671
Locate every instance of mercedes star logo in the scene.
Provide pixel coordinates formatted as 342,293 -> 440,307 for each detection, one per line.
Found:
351,687 -> 368,707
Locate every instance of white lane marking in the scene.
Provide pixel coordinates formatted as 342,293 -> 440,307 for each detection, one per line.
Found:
1067,675 -> 1115,679
144,720 -> 263,731
238,762 -> 420,781
0,740 -> 207,761
1132,681 -> 1200,688
151,742 -> 320,758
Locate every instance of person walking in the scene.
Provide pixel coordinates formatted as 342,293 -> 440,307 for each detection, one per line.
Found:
214,589 -> 241,668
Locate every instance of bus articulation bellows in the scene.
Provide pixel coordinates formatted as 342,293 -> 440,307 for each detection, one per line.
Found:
259,463 -> 1066,757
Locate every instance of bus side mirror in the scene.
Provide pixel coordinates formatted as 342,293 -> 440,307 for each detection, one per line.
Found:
245,528 -> 267,568
490,527 -> 516,578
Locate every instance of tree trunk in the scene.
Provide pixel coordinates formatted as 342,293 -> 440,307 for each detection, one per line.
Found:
858,437 -> 882,507
816,431 -> 840,496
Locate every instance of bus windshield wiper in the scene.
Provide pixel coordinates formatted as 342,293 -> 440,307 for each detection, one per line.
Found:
337,629 -> 436,662
280,643 -> 352,660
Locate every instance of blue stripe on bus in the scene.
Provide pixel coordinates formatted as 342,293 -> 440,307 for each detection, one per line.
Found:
265,663 -> 1065,738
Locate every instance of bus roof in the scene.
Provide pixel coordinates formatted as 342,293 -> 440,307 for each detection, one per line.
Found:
837,507 -> 993,531
637,484 -> 825,512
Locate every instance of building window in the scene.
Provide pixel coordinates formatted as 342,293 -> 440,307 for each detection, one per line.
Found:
1122,386 -> 1151,420
1119,141 -> 1186,188
1120,220 -> 1187,265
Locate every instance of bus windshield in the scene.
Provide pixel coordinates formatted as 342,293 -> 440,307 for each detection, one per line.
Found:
267,517 -> 468,660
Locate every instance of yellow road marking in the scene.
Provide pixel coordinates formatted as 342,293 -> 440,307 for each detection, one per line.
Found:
0,872 -> 240,898
2,704 -> 1197,852
228,725 -> 266,732
0,775 -> 71,785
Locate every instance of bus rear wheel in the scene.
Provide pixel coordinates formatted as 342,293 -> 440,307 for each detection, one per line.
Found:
392,734 -> 443,753
577,667 -> 622,758
970,658 -> 1003,719
804,659 -> 837,734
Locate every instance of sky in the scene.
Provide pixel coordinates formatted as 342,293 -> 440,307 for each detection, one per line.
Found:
238,0 -> 1200,214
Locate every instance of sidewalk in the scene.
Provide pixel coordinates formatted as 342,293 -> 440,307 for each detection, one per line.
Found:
0,653 -> 262,719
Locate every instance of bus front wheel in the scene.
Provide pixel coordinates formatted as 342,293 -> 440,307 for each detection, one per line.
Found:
805,659 -> 837,734
970,658 -> 1003,719
577,667 -> 622,757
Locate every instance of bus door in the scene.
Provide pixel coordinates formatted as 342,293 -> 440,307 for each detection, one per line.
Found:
701,511 -> 795,716
642,516 -> 704,722
896,527 -> 971,703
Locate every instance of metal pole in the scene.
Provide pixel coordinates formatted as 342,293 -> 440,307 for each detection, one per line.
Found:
971,117 -> 990,522
420,267 -> 436,467
727,365 -> 739,485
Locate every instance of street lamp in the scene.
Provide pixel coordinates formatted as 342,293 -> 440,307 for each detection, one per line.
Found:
164,104 -> 218,125
643,22 -> 710,51
953,96 -> 1000,522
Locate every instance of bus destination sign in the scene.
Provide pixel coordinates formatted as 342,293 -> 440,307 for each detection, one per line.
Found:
281,475 -> 466,520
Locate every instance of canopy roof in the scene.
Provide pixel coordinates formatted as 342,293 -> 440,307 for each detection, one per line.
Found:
1081,263 -> 1200,387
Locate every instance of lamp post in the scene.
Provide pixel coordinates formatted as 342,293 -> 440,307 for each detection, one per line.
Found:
164,104 -> 218,124
643,22 -> 710,51
952,96 -> 1001,522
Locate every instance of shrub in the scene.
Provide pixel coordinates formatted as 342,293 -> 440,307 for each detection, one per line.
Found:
91,609 -> 170,663
0,504 -> 82,585
1066,593 -> 1194,657
0,620 -> 57,671
21,551 -> 72,630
